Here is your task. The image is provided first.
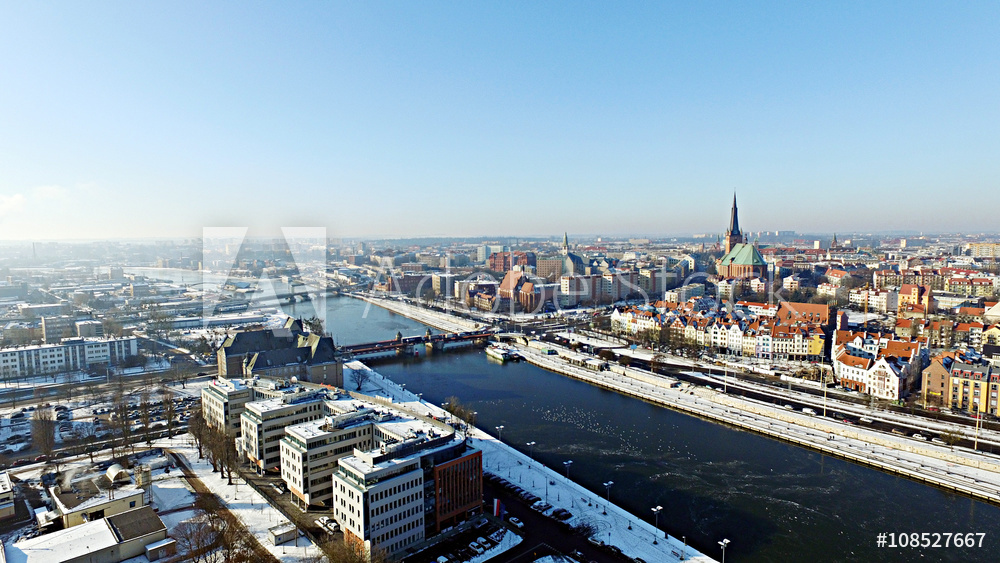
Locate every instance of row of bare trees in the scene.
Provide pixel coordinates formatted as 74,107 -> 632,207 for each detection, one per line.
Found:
91,379 -> 183,463
441,396 -> 477,424
185,409 -> 393,563
188,408 -> 240,485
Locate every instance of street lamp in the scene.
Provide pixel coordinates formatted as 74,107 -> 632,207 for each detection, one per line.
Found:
719,538 -> 730,563
526,441 -> 536,461
651,506 -> 662,544
495,425 -> 504,442
602,481 -> 614,515
563,460 -> 573,479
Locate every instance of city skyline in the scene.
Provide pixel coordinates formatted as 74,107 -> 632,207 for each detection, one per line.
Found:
2,3 -> 999,240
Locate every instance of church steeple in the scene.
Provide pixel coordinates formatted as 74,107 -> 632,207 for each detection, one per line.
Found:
724,192 -> 744,254
562,232 -> 569,255
728,192 -> 741,238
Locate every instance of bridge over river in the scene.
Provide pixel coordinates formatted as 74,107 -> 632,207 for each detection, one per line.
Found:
341,330 -> 494,359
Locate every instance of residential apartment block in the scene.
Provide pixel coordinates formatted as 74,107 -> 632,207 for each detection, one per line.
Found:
0,336 -> 138,377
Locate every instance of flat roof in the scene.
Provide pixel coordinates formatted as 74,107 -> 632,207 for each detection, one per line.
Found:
50,476 -> 142,512
285,418 -> 333,441
5,517 -> 118,563
339,434 -> 464,477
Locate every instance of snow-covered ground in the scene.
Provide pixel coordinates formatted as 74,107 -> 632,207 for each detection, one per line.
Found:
161,436 -> 325,562
149,466 -> 196,513
0,358 -> 173,392
358,296 -> 481,333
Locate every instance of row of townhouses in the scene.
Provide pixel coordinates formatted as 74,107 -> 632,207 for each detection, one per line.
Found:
611,300 -> 830,361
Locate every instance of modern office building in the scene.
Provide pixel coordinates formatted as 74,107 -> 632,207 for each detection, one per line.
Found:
280,403 -> 378,509
239,389 -> 328,474
331,420 -> 482,559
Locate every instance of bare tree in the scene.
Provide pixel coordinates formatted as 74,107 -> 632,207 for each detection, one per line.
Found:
221,435 -> 239,486
174,514 -> 220,563
110,392 -> 134,459
218,515 -> 257,563
76,414 -> 102,463
32,408 -> 57,462
353,368 -> 373,391
941,429 -> 964,447
317,537 -> 390,563
160,384 -> 176,439
189,407 -> 208,459
139,387 -> 153,446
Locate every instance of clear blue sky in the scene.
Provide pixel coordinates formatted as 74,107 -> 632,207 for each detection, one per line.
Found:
1,2 -> 998,240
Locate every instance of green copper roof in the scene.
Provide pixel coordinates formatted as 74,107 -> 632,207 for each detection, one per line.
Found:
720,243 -> 766,267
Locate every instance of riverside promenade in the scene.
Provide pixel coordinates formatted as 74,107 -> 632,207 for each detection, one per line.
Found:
355,294 -> 480,332
517,343 -> 1000,506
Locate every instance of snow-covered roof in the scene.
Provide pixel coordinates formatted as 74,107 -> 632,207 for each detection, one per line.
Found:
5,516 -> 118,563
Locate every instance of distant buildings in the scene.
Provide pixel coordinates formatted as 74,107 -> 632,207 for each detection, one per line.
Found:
0,336 -> 138,378
967,242 -> 1000,258
487,251 -> 536,273
611,299 -> 828,362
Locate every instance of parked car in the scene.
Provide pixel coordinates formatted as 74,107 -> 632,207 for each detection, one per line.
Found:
508,517 -> 523,529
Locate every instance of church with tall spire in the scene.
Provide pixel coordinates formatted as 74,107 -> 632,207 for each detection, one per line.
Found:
717,193 -> 766,279
724,193 -> 744,254
560,232 -> 585,275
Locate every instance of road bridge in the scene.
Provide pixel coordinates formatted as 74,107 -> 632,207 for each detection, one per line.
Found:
342,330 -> 494,359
